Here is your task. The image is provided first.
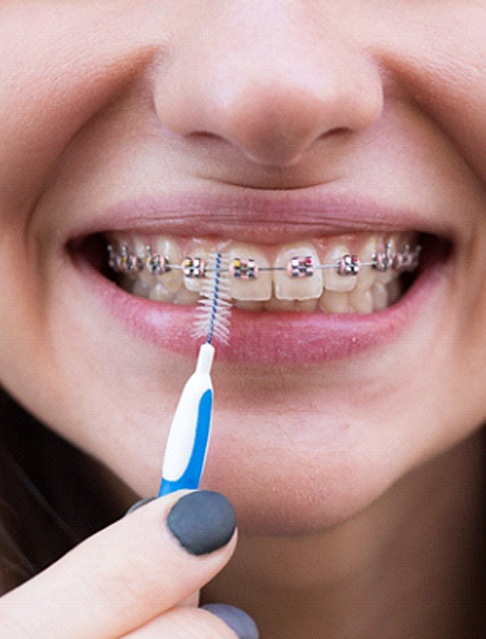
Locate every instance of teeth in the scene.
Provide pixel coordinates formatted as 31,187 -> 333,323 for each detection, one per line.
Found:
373,240 -> 397,284
264,298 -> 300,312
349,288 -> 373,314
132,279 -> 151,297
371,282 -> 388,311
386,279 -> 402,306
182,241 -> 210,292
152,237 -> 183,293
173,287 -> 200,306
274,243 -> 323,301
148,283 -> 176,302
234,300 -> 266,311
228,244 -> 272,301
106,232 -> 421,315
296,299 -> 319,312
322,244 -> 358,293
132,236 -> 183,294
356,237 -> 378,291
319,290 -> 350,314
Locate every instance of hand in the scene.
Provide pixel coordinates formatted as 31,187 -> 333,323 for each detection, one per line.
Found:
0,491 -> 258,638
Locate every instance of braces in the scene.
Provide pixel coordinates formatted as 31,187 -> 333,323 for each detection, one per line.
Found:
107,242 -> 421,280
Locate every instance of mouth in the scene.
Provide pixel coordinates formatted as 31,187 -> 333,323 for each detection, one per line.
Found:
71,220 -> 449,365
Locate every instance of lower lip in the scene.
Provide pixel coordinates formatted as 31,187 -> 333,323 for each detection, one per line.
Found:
76,252 -> 444,366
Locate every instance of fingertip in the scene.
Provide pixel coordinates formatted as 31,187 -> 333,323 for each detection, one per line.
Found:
167,490 -> 237,555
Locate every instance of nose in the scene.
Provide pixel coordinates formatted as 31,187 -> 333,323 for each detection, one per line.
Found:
154,4 -> 384,168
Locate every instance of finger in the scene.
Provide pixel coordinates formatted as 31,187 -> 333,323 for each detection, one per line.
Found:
179,590 -> 200,607
121,605 -> 258,639
201,604 -> 260,639
127,499 -> 200,609
0,491 -> 237,639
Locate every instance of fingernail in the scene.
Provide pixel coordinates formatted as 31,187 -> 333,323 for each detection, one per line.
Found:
201,604 -> 259,639
124,497 -> 155,516
167,490 -> 236,556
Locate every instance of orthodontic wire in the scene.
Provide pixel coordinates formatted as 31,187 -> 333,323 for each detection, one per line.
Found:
107,242 -> 421,275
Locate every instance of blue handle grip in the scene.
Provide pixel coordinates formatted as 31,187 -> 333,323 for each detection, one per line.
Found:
158,388 -> 213,496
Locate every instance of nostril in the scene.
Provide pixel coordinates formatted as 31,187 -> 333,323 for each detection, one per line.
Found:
155,53 -> 384,168
318,126 -> 350,140
189,131 -> 224,142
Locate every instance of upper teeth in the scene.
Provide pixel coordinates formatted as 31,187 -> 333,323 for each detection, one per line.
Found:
105,234 -> 421,312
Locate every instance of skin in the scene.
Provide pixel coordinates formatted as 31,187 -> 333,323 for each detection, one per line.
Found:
1,1 -> 486,637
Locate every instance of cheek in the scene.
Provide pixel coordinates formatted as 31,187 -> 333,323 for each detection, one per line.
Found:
0,4 -> 157,214
376,6 -> 486,185
0,229 -> 46,396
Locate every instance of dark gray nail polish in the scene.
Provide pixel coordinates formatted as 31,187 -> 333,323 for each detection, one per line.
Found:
201,604 -> 259,639
167,491 -> 236,555
124,497 -> 155,516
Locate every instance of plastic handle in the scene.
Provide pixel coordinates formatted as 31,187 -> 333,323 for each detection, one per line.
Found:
158,344 -> 214,496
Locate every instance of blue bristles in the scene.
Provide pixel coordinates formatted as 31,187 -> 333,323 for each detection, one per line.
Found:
192,252 -> 232,345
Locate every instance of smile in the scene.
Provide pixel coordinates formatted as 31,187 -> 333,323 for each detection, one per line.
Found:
69,191 -> 451,364
105,232 -> 422,314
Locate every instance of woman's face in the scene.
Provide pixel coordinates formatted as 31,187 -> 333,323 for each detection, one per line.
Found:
1,1 -> 486,534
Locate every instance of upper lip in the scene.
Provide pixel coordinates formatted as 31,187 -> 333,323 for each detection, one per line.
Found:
66,187 -> 452,246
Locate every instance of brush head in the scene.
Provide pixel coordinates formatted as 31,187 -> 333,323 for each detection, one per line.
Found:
191,252 -> 232,345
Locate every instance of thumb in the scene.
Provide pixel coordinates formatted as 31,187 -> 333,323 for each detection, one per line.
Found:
0,490 -> 237,639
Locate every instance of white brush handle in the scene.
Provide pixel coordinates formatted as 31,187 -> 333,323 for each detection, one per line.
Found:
158,344 -> 215,496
